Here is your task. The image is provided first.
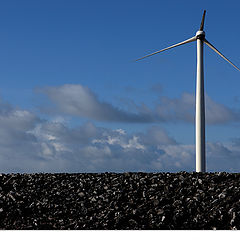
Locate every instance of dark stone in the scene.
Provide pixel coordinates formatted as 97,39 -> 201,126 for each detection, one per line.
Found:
0,172 -> 240,229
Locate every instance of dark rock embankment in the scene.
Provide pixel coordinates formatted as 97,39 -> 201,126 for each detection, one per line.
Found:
0,172 -> 240,230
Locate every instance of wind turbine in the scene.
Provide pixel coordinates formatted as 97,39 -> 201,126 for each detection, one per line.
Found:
136,10 -> 240,172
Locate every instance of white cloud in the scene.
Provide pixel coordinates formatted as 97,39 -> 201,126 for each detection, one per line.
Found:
25,122 -> 240,173
137,126 -> 177,146
155,92 -> 195,123
40,84 -> 153,123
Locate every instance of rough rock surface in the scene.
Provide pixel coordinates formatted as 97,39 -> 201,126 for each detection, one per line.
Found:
0,172 -> 240,230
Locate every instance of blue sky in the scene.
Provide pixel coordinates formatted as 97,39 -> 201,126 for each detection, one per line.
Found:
0,0 -> 240,173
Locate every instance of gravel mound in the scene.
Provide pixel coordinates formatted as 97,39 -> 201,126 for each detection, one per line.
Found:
0,172 -> 240,230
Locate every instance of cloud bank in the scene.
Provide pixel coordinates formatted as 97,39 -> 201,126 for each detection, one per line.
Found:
41,84 -> 240,125
0,96 -> 240,173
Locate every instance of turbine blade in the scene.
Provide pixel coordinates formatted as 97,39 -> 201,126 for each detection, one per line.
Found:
204,39 -> 240,72
136,36 -> 196,61
199,10 -> 206,31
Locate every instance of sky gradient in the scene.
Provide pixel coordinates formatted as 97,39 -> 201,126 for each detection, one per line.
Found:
0,0 -> 240,173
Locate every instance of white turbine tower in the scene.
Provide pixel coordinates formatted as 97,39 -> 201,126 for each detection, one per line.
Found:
136,10 -> 240,172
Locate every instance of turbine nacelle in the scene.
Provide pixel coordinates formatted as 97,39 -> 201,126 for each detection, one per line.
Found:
196,31 -> 205,40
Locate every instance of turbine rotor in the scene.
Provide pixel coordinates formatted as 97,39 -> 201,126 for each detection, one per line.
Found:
135,9 -> 240,72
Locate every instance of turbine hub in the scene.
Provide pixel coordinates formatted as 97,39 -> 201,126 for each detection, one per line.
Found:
196,31 -> 205,40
